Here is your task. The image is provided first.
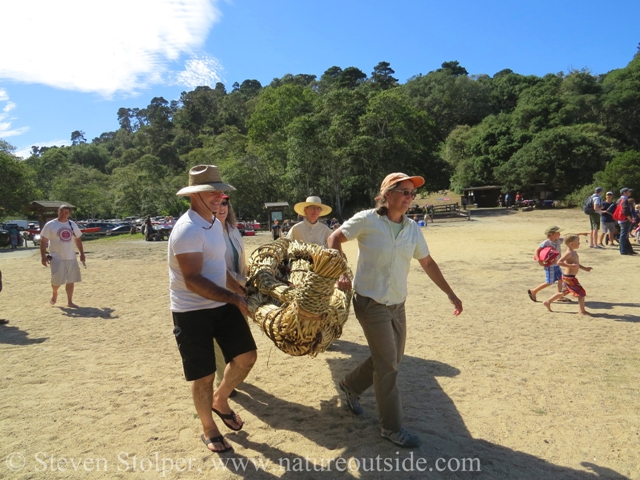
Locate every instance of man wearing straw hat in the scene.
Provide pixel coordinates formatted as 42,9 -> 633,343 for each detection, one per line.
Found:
328,172 -> 463,448
287,195 -> 334,247
169,165 -> 257,453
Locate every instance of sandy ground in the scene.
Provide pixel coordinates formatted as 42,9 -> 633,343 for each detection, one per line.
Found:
1,209 -> 639,479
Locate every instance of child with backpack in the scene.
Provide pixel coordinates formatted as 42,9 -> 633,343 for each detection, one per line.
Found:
527,226 -> 588,303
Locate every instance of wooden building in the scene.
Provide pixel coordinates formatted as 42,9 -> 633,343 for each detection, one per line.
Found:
28,201 -> 77,228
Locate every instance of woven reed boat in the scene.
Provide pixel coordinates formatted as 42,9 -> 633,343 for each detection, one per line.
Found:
246,238 -> 353,357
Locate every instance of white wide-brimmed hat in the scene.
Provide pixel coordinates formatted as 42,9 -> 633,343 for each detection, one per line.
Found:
176,165 -> 236,196
294,196 -> 332,216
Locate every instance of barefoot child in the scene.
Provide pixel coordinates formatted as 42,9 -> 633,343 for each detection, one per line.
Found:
528,226 -> 587,303
543,234 -> 592,315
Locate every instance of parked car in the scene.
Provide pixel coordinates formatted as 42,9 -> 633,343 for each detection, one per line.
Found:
105,225 -> 134,236
84,222 -> 114,233
237,221 -> 256,236
0,228 -> 9,247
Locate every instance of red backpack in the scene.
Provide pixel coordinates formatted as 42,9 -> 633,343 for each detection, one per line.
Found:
612,200 -> 627,222
536,246 -> 560,266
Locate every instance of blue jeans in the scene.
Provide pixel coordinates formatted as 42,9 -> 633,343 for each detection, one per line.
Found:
619,221 -> 633,254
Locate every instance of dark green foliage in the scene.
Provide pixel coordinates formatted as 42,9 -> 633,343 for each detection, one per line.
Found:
594,150 -> 640,195
0,146 -> 37,216
5,55 -> 640,221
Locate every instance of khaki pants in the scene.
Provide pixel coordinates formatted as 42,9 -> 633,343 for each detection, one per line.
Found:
345,294 -> 407,432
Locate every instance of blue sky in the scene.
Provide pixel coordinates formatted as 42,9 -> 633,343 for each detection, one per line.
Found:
1,0 -> 638,158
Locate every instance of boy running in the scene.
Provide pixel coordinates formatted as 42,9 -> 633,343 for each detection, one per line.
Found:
543,234 -> 592,315
528,226 -> 587,303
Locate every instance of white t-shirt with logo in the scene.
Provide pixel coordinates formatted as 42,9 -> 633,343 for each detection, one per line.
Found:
41,219 -> 82,260
168,209 -> 228,312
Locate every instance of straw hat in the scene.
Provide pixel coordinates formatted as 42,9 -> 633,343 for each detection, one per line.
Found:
294,196 -> 332,216
176,165 -> 236,196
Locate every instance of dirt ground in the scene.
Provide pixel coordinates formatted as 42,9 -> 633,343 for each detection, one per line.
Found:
1,208 -> 639,479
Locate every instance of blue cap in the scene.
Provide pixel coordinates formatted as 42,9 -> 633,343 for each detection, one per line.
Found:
620,188 -> 632,194
595,187 -> 603,193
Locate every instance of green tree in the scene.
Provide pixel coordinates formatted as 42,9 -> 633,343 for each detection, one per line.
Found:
50,166 -> 112,219
439,61 -> 468,77
594,150 -> 640,195
0,145 -> 37,216
370,61 -> 398,90
356,89 -> 448,196
495,124 -> 615,192
71,130 -> 87,145
405,70 -> 493,141
601,56 -> 640,149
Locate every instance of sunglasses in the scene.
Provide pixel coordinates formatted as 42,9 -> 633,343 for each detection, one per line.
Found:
221,201 -> 229,206
392,189 -> 417,199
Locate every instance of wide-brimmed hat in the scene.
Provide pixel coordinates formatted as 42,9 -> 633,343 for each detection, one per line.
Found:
545,225 -> 563,235
375,172 -> 425,200
176,165 -> 236,196
294,196 -> 332,216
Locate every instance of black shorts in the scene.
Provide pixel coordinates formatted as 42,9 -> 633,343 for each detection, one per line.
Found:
172,304 -> 257,381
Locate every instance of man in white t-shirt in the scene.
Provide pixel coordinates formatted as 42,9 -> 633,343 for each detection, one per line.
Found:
286,196 -> 333,247
169,165 -> 257,454
328,172 -> 463,449
40,205 -> 85,307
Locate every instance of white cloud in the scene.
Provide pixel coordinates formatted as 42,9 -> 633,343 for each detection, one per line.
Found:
169,54 -> 225,89
0,89 -> 28,139
14,140 -> 71,160
0,0 -> 223,97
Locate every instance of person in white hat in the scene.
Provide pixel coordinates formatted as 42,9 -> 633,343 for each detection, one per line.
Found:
169,165 -> 257,453
287,196 -> 334,247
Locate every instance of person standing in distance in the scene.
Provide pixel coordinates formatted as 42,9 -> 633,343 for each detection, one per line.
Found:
169,165 -> 257,453
287,196 -> 333,247
328,172 -> 463,448
587,187 -> 604,249
40,205 -> 85,307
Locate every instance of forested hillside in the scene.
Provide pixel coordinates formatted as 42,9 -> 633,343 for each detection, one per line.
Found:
2,54 -> 639,221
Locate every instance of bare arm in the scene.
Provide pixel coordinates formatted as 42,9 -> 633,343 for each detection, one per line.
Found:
74,237 -> 85,263
40,236 -> 49,267
328,228 -> 351,290
176,252 -> 248,315
418,255 -> 463,315
226,270 -> 246,296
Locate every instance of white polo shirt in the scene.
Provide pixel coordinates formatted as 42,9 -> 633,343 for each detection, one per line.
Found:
168,209 -> 227,312
341,209 -> 430,306
287,218 -> 333,247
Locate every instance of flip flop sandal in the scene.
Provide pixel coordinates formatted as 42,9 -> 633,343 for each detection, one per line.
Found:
557,298 -> 573,303
212,407 -> 244,431
527,290 -> 537,302
201,434 -> 233,453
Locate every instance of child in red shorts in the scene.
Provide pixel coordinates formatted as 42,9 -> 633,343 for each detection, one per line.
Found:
543,234 -> 592,315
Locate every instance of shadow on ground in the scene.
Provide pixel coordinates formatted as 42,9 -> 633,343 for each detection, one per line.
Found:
0,322 -> 48,345
221,340 -> 626,479
58,306 -> 118,319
